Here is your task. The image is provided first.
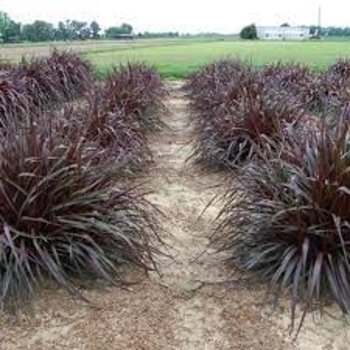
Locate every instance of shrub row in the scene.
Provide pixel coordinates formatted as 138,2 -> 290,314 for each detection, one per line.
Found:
102,63 -> 166,131
186,59 -> 350,333
0,61 -> 165,308
186,59 -> 350,169
263,61 -> 350,116
0,50 -> 92,126
59,63 -> 166,174
186,60 -> 306,168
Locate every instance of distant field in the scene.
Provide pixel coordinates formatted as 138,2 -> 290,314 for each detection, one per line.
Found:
0,38 -> 215,62
86,40 -> 350,78
1,38 -> 350,78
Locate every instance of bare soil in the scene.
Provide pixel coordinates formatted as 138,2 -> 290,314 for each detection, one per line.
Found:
0,40 -> 128,62
0,39 -> 189,63
0,81 -> 349,350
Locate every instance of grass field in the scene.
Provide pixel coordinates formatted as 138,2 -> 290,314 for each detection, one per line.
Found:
86,40 -> 350,78
2,38 -> 350,79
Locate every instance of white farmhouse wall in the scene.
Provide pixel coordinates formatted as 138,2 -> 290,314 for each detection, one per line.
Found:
257,27 -> 310,40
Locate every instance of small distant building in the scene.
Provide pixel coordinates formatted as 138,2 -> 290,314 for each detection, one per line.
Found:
257,26 -> 311,41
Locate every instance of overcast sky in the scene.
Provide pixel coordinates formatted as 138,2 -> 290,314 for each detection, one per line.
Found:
0,0 -> 348,33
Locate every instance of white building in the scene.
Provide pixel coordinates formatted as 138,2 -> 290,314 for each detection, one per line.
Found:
256,26 -> 311,40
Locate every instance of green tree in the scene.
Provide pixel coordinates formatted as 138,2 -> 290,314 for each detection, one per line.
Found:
0,11 -> 12,42
71,20 -> 89,39
105,23 -> 133,38
54,20 -> 91,41
120,23 -> 133,34
2,20 -> 21,43
105,27 -> 120,38
90,21 -> 101,39
240,24 -> 258,40
55,21 -> 69,40
21,20 -> 54,42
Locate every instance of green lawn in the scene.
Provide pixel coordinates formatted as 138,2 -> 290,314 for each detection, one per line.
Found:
85,40 -> 350,79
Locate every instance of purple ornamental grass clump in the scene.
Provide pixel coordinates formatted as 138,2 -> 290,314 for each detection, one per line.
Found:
102,63 -> 166,131
215,107 -> 350,333
0,117 -> 160,307
187,60 -> 305,168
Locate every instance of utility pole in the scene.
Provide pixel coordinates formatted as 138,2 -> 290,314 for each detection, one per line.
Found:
318,5 -> 322,36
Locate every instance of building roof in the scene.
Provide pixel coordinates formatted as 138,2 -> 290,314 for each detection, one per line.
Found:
257,26 -> 309,32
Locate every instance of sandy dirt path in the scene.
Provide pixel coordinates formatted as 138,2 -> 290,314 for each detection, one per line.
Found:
0,81 -> 349,350
145,81 -> 288,350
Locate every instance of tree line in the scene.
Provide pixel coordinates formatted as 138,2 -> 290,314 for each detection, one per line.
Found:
310,26 -> 350,37
0,11 -> 184,43
0,11 -> 137,43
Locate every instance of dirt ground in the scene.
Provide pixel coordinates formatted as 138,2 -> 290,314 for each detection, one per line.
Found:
0,39 -> 188,63
0,81 -> 349,350
0,40 -> 150,63
0,40 -> 124,62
